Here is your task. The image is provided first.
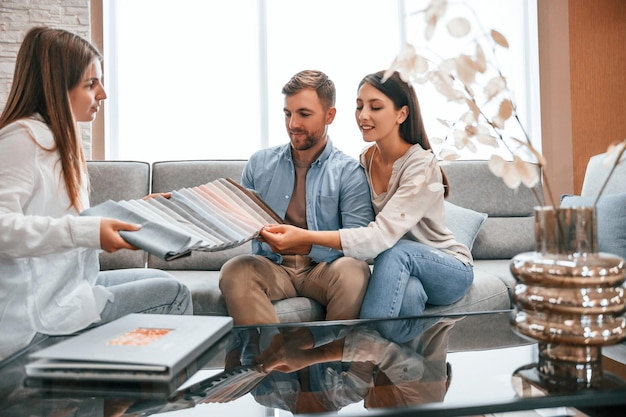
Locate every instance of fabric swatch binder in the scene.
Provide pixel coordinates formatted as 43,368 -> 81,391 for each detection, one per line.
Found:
25,314 -> 233,385
81,178 -> 282,261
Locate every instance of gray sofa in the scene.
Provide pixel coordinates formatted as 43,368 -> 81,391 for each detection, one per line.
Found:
87,159 -> 541,331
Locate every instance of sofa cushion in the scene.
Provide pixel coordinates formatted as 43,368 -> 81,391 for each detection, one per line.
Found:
151,159 -> 247,191
426,270 -> 511,315
444,201 -> 487,251
273,298 -> 326,323
442,160 -> 539,261
473,259 -> 517,293
561,193 -> 626,259
442,160 -> 540,216
472,216 -> 536,260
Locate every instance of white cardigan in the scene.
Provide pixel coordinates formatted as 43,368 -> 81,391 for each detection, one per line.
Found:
0,116 -> 109,360
340,144 -> 472,265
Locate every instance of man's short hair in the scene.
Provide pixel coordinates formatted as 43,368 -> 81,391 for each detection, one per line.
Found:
282,70 -> 336,108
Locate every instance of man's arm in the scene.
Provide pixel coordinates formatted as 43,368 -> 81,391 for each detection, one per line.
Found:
306,161 -> 373,261
339,163 -> 374,229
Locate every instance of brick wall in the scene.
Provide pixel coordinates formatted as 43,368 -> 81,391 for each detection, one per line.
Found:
0,0 -> 92,151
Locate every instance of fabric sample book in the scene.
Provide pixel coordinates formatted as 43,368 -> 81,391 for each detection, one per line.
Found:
81,178 -> 282,261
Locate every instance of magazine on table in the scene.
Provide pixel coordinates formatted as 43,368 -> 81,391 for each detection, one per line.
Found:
81,178 -> 282,261
25,314 -> 233,395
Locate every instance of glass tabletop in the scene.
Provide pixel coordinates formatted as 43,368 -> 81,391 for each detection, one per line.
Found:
2,310 -> 626,417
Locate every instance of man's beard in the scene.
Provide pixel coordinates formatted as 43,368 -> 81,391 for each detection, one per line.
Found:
289,129 -> 324,151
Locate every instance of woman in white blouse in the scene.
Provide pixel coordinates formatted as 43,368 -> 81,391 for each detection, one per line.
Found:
0,27 -> 192,361
260,71 -> 474,343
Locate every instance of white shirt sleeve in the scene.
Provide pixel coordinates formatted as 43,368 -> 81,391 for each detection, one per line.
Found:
0,120 -> 101,259
339,148 -> 442,259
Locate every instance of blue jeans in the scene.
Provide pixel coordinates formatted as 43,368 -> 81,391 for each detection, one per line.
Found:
26,268 -> 193,351
94,268 -> 193,325
359,240 -> 473,343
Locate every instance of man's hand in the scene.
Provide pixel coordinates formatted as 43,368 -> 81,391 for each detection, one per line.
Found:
100,218 -> 141,252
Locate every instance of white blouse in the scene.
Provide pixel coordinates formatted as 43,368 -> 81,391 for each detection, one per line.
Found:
0,116 -> 109,360
339,144 -> 472,265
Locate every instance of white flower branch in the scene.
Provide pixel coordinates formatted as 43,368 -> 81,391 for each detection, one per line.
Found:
386,0 -> 622,209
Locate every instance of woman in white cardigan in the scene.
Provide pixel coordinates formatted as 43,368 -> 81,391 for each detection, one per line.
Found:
0,27 -> 192,361
260,71 -> 474,343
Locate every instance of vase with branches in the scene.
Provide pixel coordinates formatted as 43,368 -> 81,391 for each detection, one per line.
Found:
384,0 -> 626,391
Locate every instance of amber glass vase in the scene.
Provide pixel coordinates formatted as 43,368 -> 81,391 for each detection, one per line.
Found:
510,206 -> 626,391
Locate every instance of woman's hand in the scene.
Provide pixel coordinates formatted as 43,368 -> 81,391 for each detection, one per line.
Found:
261,224 -> 343,252
260,224 -> 312,255
142,192 -> 172,200
100,218 -> 141,252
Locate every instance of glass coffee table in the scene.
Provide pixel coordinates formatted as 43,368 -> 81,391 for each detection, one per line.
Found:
1,310 -> 626,416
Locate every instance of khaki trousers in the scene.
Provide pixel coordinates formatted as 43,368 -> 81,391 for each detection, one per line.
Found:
219,254 -> 370,325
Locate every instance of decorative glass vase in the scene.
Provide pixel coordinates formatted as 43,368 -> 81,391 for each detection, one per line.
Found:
510,206 -> 626,391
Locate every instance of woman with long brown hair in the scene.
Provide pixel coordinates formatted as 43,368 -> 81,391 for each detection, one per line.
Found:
0,27 -> 192,361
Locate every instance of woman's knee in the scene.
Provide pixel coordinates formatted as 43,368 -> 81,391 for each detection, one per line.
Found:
126,277 -> 192,315
150,277 -> 189,297
375,239 -> 429,264
146,268 -> 176,279
168,280 -> 193,315
97,268 -> 175,287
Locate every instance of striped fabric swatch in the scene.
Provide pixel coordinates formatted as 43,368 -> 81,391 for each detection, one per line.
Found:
81,178 -> 282,261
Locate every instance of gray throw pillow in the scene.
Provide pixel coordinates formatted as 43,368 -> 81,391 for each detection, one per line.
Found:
560,193 -> 626,260
444,201 -> 488,250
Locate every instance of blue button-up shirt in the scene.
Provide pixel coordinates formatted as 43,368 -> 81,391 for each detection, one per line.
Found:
242,138 -> 374,264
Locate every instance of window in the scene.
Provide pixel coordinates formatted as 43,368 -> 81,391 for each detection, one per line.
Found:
104,0 -> 401,162
103,0 -> 539,162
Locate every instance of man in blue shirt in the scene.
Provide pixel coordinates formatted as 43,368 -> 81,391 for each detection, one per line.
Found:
219,70 -> 374,325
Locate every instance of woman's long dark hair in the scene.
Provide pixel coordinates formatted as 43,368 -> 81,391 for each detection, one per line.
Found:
0,27 -> 102,211
359,70 -> 449,197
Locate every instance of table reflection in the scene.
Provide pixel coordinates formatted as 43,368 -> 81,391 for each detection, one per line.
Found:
152,316 -> 461,415
0,313 -> 529,417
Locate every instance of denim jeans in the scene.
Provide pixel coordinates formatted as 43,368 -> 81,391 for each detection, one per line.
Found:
359,239 -> 473,343
24,269 -> 192,356
94,268 -> 193,325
